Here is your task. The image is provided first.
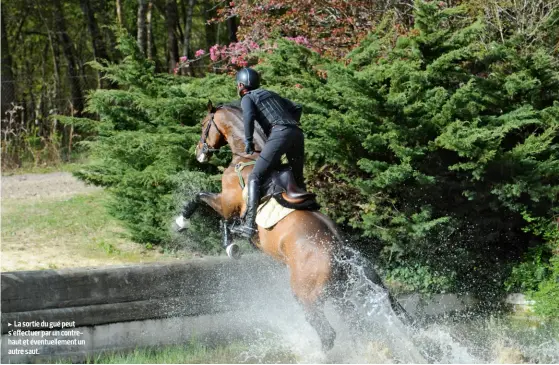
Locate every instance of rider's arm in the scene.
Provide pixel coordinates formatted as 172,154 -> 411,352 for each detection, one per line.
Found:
283,97 -> 303,122
241,95 -> 257,143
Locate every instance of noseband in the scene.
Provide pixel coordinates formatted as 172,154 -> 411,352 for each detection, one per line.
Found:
199,110 -> 224,154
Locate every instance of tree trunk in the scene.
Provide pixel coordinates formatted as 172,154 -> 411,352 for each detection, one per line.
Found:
1,11 -> 16,118
165,0 -> 179,73
182,0 -> 196,76
203,0 -> 217,50
183,0 -> 196,57
53,0 -> 84,115
226,11 -> 238,43
146,0 -> 155,60
116,0 -> 124,27
137,0 -> 148,54
79,0 -> 110,87
38,8 -> 61,109
80,0 -> 109,61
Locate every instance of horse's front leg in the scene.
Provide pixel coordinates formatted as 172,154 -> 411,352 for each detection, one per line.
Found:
175,192 -> 224,233
175,192 -> 242,259
179,192 -> 224,218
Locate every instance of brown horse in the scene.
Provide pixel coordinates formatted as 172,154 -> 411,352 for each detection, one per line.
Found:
177,101 -> 413,352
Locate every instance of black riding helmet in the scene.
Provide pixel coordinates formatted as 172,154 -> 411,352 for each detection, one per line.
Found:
236,68 -> 260,90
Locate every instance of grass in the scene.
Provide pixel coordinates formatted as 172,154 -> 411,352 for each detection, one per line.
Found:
1,189 -> 188,271
79,340 -> 297,364
85,342 -> 249,364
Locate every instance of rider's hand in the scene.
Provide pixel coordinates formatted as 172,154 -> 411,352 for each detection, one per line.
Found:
245,140 -> 255,155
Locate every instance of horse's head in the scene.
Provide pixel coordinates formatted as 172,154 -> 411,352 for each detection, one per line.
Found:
195,100 -> 227,163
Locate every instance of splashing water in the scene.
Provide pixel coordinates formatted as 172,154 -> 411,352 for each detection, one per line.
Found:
326,246 -> 429,363
168,196 -> 558,365
207,246 -> 558,364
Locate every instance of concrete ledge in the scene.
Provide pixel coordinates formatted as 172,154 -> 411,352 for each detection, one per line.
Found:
1,254 -> 289,333
505,293 -> 535,306
2,295 -> 252,330
399,293 -> 479,317
0,254 -> 498,364
1,254 -> 292,364
1,256 -> 274,313
505,293 -> 535,314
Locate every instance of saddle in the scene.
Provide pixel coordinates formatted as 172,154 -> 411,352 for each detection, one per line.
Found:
235,162 -> 320,211
262,169 -> 319,210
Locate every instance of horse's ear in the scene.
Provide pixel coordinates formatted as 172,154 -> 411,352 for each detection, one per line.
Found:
207,100 -> 216,113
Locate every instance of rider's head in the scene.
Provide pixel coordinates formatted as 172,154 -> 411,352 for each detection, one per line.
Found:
236,68 -> 260,97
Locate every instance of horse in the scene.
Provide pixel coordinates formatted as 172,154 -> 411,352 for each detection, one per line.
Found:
177,101 -> 414,352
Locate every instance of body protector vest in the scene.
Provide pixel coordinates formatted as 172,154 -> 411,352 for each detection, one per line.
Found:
246,89 -> 299,127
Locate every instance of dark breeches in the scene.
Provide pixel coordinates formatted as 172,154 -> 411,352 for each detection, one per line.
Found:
249,125 -> 305,188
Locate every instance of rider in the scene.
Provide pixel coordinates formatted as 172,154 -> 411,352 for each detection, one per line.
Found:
233,67 -> 306,239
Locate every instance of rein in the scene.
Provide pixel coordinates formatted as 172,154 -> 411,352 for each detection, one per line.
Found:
199,107 -> 262,188
199,107 -> 262,156
234,160 -> 256,189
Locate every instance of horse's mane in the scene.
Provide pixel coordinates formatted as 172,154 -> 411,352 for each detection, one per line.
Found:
216,102 -> 267,149
217,101 -> 241,110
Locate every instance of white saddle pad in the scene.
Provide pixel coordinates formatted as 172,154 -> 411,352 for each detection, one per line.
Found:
242,186 -> 295,229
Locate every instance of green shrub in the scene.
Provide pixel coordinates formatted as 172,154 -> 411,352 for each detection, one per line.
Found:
531,255 -> 559,318
67,35 -> 235,246
336,0 -> 559,293
70,2 -> 559,299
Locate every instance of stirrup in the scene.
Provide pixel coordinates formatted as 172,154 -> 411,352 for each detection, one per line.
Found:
230,224 -> 257,239
226,243 -> 241,259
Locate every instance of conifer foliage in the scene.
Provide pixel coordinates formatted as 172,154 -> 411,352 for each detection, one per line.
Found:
338,1 -> 559,293
69,35 -> 235,244
72,1 -> 558,306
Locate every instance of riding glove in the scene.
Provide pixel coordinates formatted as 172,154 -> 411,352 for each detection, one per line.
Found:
245,140 -> 255,155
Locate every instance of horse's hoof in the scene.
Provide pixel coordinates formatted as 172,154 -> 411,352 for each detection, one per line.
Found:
322,338 -> 335,352
174,215 -> 189,232
321,330 -> 336,352
226,243 -> 241,259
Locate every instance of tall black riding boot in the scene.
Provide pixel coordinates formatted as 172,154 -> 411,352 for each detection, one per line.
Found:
233,178 -> 260,239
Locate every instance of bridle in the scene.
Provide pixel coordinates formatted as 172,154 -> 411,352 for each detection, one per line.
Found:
198,106 -> 261,159
199,109 -> 224,155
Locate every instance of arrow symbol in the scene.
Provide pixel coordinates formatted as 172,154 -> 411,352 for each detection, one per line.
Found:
8,323 -> 12,327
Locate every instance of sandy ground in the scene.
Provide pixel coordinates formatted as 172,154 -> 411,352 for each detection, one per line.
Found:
1,172 -> 185,272
1,172 -> 101,200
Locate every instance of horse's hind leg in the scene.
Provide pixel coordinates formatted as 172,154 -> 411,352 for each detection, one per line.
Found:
338,247 -> 416,329
331,294 -> 367,337
302,300 -> 336,352
290,255 -> 336,351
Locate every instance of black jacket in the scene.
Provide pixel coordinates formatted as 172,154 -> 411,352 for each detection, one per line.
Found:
241,88 -> 302,142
